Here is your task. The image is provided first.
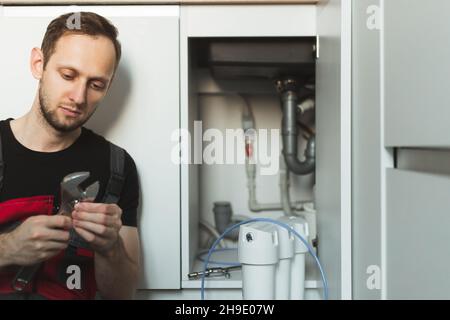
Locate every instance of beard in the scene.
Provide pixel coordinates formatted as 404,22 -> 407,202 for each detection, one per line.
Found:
38,82 -> 95,133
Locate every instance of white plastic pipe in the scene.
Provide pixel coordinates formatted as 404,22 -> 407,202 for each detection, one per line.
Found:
199,220 -> 227,249
298,98 -> 315,115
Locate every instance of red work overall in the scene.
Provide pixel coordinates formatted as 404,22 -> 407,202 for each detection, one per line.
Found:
0,195 -> 97,299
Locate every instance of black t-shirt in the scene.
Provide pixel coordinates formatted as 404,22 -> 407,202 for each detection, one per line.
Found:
0,119 -> 139,227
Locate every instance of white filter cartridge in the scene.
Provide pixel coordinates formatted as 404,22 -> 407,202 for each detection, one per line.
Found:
275,259 -> 292,300
238,222 -> 279,300
274,223 -> 295,300
278,216 -> 309,300
291,253 -> 306,300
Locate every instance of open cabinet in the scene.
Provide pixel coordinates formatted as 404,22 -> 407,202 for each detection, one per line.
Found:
177,1 -> 352,300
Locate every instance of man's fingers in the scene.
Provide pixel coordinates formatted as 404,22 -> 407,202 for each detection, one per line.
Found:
32,242 -> 69,263
45,215 -> 73,229
75,202 -> 121,216
42,229 -> 71,242
29,225 -> 71,242
72,211 -> 114,226
74,202 -> 110,213
74,226 -> 98,244
73,220 -> 113,237
72,203 -> 124,255
43,241 -> 69,251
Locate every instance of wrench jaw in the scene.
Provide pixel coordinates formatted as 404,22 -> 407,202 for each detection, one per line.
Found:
61,181 -> 100,216
83,181 -> 100,202
59,172 -> 99,216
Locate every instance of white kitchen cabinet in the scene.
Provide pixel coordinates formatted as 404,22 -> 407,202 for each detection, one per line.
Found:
386,169 -> 450,299
384,0 -> 450,148
352,0 -> 450,300
380,0 -> 450,299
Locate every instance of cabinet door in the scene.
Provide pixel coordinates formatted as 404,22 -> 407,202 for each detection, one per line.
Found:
384,0 -> 450,147
383,0 -> 450,298
386,169 -> 450,299
0,5 -> 180,290
316,0 -> 352,300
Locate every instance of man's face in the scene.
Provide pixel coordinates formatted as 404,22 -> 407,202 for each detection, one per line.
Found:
38,33 -> 116,132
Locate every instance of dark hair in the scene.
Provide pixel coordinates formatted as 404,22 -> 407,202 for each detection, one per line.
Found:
41,11 -> 121,70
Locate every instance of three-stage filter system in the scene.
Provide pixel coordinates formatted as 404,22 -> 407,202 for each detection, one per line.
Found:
238,216 -> 309,300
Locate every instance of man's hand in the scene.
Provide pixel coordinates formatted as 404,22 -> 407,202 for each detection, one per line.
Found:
71,203 -> 139,299
72,202 -> 123,256
3,215 -> 72,266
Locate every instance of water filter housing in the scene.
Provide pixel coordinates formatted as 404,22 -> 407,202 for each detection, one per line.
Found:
238,222 -> 279,300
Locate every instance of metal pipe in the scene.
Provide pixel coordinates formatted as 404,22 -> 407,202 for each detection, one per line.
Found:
277,79 -> 315,176
279,154 -> 293,216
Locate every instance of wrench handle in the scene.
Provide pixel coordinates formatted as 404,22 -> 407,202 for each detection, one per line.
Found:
12,263 -> 42,292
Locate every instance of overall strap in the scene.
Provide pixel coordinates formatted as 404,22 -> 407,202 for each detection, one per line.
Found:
102,143 -> 126,205
68,142 -> 126,249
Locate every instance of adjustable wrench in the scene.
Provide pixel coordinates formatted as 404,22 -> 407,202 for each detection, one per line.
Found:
58,172 -> 100,217
11,172 -> 99,292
